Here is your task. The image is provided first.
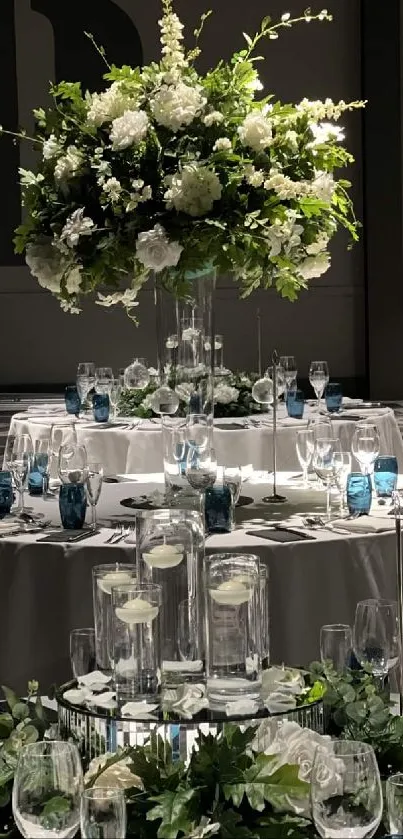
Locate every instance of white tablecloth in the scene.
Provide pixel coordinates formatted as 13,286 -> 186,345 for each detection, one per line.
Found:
8,402 -> 403,475
0,472 -> 398,692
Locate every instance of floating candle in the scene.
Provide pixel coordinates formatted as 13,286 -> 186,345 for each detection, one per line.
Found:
143,543 -> 184,570
98,571 -> 134,594
210,579 -> 251,606
115,598 -> 159,624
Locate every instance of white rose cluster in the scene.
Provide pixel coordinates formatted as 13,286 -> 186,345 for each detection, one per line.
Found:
110,109 -> 149,151
214,384 -> 239,405
238,112 -> 273,152
151,82 -> 206,132
87,81 -> 137,127
54,145 -> 83,183
135,223 -> 182,271
165,164 -> 222,217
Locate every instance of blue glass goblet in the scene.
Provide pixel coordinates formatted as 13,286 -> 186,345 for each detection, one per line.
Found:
92,393 -> 110,423
374,455 -> 398,498
205,484 -> 233,534
0,471 -> 13,518
59,483 -> 87,529
325,382 -> 343,413
286,389 -> 305,419
65,385 -> 81,416
346,472 -> 372,515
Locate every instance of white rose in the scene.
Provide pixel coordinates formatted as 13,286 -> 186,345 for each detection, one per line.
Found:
54,145 -> 83,182
213,137 -> 232,152
110,109 -> 149,151
43,134 -> 62,160
87,81 -> 136,127
298,252 -> 330,280
203,111 -> 224,127
136,224 -> 182,271
238,112 -> 273,152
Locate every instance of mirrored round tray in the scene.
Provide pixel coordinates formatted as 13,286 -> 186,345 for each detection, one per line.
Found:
56,680 -> 324,765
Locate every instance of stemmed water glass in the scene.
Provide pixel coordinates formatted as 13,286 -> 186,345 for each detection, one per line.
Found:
309,360 -> 329,411
223,467 -> 242,504
109,378 -> 122,421
9,434 -> 33,516
95,367 -> 114,395
312,438 -> 341,519
58,444 -> 88,485
186,446 -> 217,491
12,741 -> 83,838
296,429 -> 315,487
186,413 -> 212,450
333,451 -> 352,514
311,740 -> 382,838
353,598 -> 399,688
85,461 -> 104,530
33,438 -> 51,500
352,424 -> 380,474
279,355 -> 297,391
80,788 -> 126,839
76,362 -> 95,411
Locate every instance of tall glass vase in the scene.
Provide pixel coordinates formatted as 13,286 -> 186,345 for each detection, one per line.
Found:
154,266 -> 216,419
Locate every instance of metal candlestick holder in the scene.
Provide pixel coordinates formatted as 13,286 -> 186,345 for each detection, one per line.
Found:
262,350 -> 287,504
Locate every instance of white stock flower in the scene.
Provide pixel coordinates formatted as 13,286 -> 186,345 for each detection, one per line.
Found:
309,122 -> 345,145
213,137 -> 232,152
238,112 -> 273,152
43,134 -> 62,160
151,82 -> 206,132
299,251 -> 330,280
102,177 -> 122,202
97,288 -> 140,310
312,171 -> 335,202
136,224 -> 182,271
214,384 -> 239,405
165,164 -> 222,217
244,164 -> 264,187
54,145 -> 83,182
59,208 -> 95,249
87,81 -> 136,127
110,110 -> 149,151
203,111 -> 224,127
264,169 -> 311,200
159,10 -> 187,74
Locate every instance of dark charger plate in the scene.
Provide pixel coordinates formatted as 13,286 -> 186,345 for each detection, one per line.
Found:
120,496 -> 165,510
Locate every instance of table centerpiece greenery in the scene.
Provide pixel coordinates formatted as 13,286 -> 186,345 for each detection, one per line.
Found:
1,3 -> 364,322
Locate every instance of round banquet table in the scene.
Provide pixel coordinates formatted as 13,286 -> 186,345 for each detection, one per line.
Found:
8,401 -> 403,476
0,471 -> 398,693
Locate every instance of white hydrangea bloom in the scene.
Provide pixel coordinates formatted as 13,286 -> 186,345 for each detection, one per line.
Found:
306,233 -> 329,255
87,81 -> 136,127
102,177 -> 122,203
136,224 -> 182,271
110,110 -> 149,151
312,171 -> 335,202
165,164 -> 222,217
59,208 -> 96,249
151,83 -> 206,132
64,267 -> 82,295
43,134 -> 62,160
266,215 -> 303,257
298,251 -> 330,280
244,164 -> 265,187
213,137 -> 232,152
238,112 -> 273,152
214,384 -> 239,405
26,241 -> 64,293
54,145 -> 83,182
203,111 -> 224,127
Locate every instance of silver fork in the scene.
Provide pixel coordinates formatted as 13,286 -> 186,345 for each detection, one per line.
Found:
112,525 -> 133,544
105,525 -> 122,544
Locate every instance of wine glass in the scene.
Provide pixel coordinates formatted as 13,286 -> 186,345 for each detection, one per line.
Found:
312,439 -> 340,519
320,624 -> 352,673
333,451 -> 352,514
279,355 -> 298,390
76,362 -> 95,410
186,446 -> 217,491
223,467 -> 242,505
85,461 -> 104,530
266,365 -> 286,401
58,444 -> 88,485
50,422 -> 78,461
33,438 -> 51,500
95,367 -> 114,395
80,788 -> 126,839
9,434 -> 33,516
70,628 -> 96,679
386,773 -> 403,836
354,598 -> 399,687
108,379 -> 122,421
309,360 -> 330,411
311,740 -> 382,838
296,429 -> 315,486
186,413 -> 212,450
12,741 -> 83,838
352,425 -> 380,474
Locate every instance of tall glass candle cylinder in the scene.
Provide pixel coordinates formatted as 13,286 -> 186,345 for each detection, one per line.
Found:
136,509 -> 204,684
112,583 -> 162,701
92,564 -> 137,673
204,553 -> 262,707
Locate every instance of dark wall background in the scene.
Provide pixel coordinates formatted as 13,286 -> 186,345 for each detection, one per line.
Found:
0,0 -> 364,387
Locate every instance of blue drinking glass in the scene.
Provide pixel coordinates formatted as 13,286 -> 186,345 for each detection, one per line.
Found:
325,382 -> 343,413
205,485 -> 233,533
374,455 -> 398,498
65,385 -> 81,416
92,393 -> 110,423
28,453 -> 49,496
59,483 -> 87,529
346,473 -> 372,515
286,388 -> 305,419
0,471 -> 13,518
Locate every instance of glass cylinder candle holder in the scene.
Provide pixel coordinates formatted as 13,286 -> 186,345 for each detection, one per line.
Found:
325,382 -> 343,413
260,564 -> 270,669
204,553 -> 262,707
59,483 -> 87,529
374,455 -> 398,498
93,393 -> 110,423
0,471 -> 13,518
92,564 -> 137,673
112,583 -> 162,701
136,509 -> 204,685
205,484 -> 233,534
346,472 -> 372,515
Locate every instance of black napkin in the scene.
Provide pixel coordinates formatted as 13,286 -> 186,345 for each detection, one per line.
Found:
37,529 -> 100,543
246,528 -> 315,543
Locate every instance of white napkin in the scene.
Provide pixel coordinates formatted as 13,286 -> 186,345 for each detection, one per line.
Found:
341,407 -> 389,418
342,397 -> 363,407
278,417 -> 307,427
330,516 -> 395,534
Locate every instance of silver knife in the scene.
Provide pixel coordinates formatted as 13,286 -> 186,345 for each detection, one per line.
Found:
67,530 -> 100,542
